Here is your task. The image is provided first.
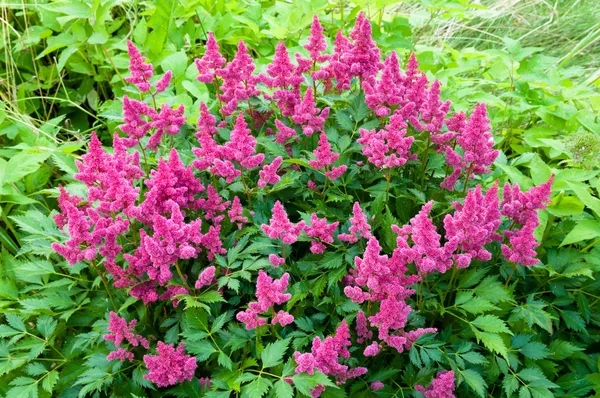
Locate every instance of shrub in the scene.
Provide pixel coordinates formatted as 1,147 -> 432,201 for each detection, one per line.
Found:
3,10 -> 595,398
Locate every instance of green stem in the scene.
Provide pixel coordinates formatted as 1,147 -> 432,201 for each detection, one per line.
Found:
90,260 -> 117,311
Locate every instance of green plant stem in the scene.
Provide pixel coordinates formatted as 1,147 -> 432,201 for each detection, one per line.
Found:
90,260 -> 117,311
385,167 -> 392,204
505,263 -> 517,287
462,163 -> 474,195
442,266 -> 458,307
175,261 -> 191,289
419,137 -> 431,189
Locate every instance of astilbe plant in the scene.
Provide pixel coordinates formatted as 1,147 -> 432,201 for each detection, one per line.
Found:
50,13 -> 553,397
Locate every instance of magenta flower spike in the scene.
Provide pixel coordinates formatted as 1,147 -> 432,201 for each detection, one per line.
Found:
143,342 -> 197,387
126,40 -> 153,92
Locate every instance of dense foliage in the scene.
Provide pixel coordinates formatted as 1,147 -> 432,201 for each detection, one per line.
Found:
1,2 -> 600,398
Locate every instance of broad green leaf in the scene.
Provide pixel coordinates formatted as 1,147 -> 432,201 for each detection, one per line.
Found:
274,379 -> 294,398
474,330 -> 509,358
560,220 -> 600,246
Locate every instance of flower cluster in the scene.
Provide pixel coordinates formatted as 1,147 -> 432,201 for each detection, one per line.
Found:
104,312 -> 149,362
236,270 -> 294,329
143,342 -> 197,387
415,370 -> 456,398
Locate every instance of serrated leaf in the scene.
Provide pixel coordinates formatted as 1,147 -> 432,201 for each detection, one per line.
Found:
244,376 -> 272,398
560,310 -> 587,334
42,370 -> 59,393
472,315 -> 512,335
197,291 -> 226,304
335,111 -> 354,131
36,315 -> 57,339
474,330 -> 509,359
462,351 -> 487,365
457,294 -> 498,314
548,340 -> 583,360
261,338 -> 290,368
217,351 -> 233,370
460,369 -> 487,398
520,341 -> 550,360
274,379 -> 294,398
503,374 -> 519,397
6,314 -> 26,331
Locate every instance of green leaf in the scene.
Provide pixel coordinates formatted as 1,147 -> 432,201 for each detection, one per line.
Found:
292,372 -> 336,397
460,369 -> 487,398
217,351 -> 233,370
261,338 -> 290,368
472,315 -> 512,335
42,370 -> 59,393
548,340 -> 584,360
197,291 -> 226,304
274,379 -> 294,398
6,314 -> 26,332
161,51 -> 189,81
473,276 -> 512,303
243,376 -> 272,398
456,293 -> 498,314
520,341 -> 550,360
335,111 -> 354,131
517,368 -> 559,389
503,374 -> 519,397
36,315 -> 57,339
510,298 -> 554,333
474,330 -> 509,359
461,351 -> 487,365
1,152 -> 51,185
560,220 -> 600,246
560,310 -> 587,334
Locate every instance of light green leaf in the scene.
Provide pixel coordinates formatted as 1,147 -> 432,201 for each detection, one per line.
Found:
560,220 -> 600,246
261,338 -> 290,368
274,379 -> 294,398
460,369 -> 487,398
474,330 -> 509,359
243,376 -> 272,398
472,315 -> 512,335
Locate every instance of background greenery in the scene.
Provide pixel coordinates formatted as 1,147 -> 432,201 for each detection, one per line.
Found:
1,0 -> 600,397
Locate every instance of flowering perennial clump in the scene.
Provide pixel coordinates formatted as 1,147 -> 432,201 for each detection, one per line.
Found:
49,12 -> 555,396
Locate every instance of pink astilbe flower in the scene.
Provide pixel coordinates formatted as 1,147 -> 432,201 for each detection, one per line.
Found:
269,254 -> 285,267
217,41 -> 260,116
136,149 -> 205,220
338,202 -> 372,243
236,270 -> 292,329
293,320 -> 367,394
441,103 -> 498,190
126,40 -> 153,92
409,80 -> 451,135
143,342 -> 197,387
292,88 -> 330,136
228,196 -> 248,229
119,96 -> 156,146
309,131 -> 339,169
356,310 -> 373,343
261,201 -> 306,244
104,312 -> 149,348
107,348 -> 134,362
443,182 -> 502,268
196,102 -> 219,137
325,165 -> 347,181
371,381 -> 385,391
159,285 -> 189,307
275,119 -> 298,144
304,213 -> 339,254
363,50 -> 404,117
345,235 -> 435,352
346,12 -> 381,82
501,176 -> 553,266
130,281 -> 159,304
363,341 -> 380,357
415,370 -> 456,398
147,104 -> 186,150
357,108 -> 415,168
197,185 -> 231,222
73,133 -> 143,216
261,43 -> 304,116
222,113 -> 265,169
195,266 -> 216,289
304,15 -> 329,63
393,201 -> 457,275
155,70 -> 172,93
258,156 -> 283,187
195,32 -> 226,84
272,310 -> 295,327
125,202 -> 204,286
